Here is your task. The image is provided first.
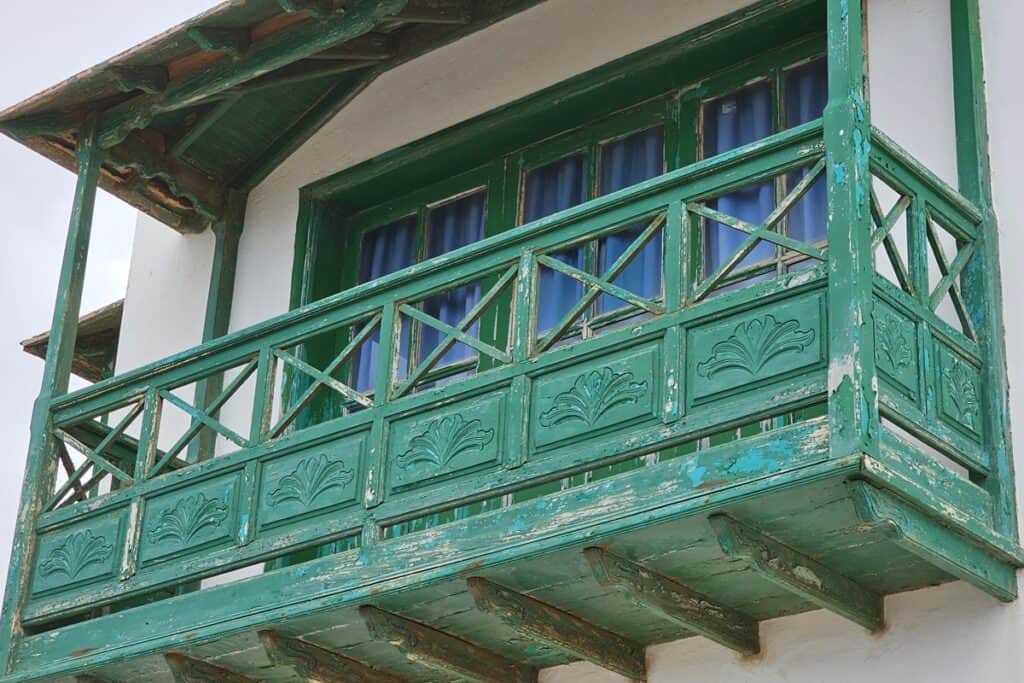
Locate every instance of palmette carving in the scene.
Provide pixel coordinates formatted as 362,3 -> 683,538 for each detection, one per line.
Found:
540,367 -> 648,427
39,530 -> 113,580
268,453 -> 355,508
876,313 -> 912,373
148,493 -> 229,545
697,315 -> 815,378
943,357 -> 980,430
397,414 -> 494,472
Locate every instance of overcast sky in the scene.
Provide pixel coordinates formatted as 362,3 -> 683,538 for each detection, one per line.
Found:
0,2 -> 218,598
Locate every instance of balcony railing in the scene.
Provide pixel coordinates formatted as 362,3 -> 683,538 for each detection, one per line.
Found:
19,119 -> 1019,646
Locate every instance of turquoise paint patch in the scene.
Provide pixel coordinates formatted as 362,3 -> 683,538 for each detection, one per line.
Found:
686,465 -> 708,488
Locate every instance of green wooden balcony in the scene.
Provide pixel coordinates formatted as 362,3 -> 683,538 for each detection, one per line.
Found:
8,120 -> 1022,682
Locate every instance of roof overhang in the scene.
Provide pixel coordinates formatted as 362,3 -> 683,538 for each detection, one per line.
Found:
0,0 -> 544,234
21,300 -> 124,383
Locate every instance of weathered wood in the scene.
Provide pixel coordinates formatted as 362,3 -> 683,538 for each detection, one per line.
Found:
98,0 -> 409,149
259,629 -> 408,682
467,577 -> 645,679
848,481 -> 1017,601
278,0 -> 336,18
74,676 -> 111,683
390,0 -> 472,25
186,27 -> 250,58
360,606 -> 537,683
710,514 -> 885,632
0,114 -> 105,671
109,66 -> 169,95
584,547 -> 760,655
823,0 -> 878,462
164,653 -> 255,683
950,0 -> 1019,540
309,34 -> 392,61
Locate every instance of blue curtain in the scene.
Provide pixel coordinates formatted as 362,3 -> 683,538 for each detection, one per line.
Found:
523,154 -> 587,332
352,215 -> 417,392
785,58 -> 829,245
703,81 -> 776,275
598,127 -> 665,312
421,190 -> 487,366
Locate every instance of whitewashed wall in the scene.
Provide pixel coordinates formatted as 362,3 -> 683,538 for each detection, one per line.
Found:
113,0 -> 1024,679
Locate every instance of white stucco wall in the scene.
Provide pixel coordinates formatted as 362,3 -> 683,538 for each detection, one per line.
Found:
113,0 -> 1024,679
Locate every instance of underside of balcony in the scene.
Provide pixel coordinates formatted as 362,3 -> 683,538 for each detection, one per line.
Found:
14,442 -> 1023,683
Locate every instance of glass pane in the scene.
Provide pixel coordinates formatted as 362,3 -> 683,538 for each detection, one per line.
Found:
703,81 -> 775,275
785,58 -> 829,245
598,127 -> 665,312
353,215 -> 418,392
524,154 -> 588,332
422,191 -> 487,365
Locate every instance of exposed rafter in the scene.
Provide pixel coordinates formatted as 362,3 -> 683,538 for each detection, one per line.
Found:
467,577 -> 646,679
389,0 -> 472,25
223,59 -> 379,98
710,514 -> 885,632
360,606 -> 537,683
307,33 -> 393,61
97,0 -> 409,150
259,629 -> 409,682
584,547 -> 761,655
164,653 -> 256,683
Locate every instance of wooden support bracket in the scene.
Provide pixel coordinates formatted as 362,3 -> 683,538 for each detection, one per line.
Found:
259,629 -> 409,682
709,514 -> 885,632
467,577 -> 646,679
359,606 -> 537,683
848,480 -> 1018,602
584,547 -> 760,655
164,653 -> 256,683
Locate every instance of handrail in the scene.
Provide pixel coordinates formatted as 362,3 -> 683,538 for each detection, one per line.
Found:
51,119 -> 826,417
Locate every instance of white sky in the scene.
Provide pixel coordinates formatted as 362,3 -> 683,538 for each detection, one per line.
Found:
0,2 -> 218,598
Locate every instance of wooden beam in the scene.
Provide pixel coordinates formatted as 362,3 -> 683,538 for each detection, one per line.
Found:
98,0 -> 408,149
109,66 -> 169,95
849,481 -> 1018,601
107,131 -> 226,222
224,59 -> 379,97
186,27 -> 251,59
584,547 -> 760,655
709,514 -> 885,632
168,95 -> 242,159
74,676 -> 111,683
259,629 -> 409,683
390,0 -> 472,25
278,0 -> 337,19
359,606 -> 537,683
467,577 -> 645,679
164,653 -> 256,683
308,34 -> 392,61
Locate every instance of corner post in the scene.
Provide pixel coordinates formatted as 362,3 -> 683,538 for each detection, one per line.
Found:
188,189 -> 247,462
824,0 -> 878,461
949,0 -> 1018,537
0,114 -> 105,672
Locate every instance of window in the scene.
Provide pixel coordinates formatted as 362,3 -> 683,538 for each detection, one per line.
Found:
350,187 -> 488,391
700,57 -> 828,292
520,118 -> 667,334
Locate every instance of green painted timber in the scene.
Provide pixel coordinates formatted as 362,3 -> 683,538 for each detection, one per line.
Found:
259,629 -> 409,683
2,1 -> 1020,677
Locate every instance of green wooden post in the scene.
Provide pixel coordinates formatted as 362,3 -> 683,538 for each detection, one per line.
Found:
0,114 -> 105,672
189,189 -> 247,462
949,0 -> 1018,538
823,0 -> 878,461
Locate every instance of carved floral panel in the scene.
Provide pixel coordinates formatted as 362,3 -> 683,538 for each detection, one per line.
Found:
258,434 -> 364,530
388,392 -> 505,491
874,302 -> 919,400
138,474 -> 239,565
687,292 -> 825,404
31,511 -> 124,595
531,344 -> 658,450
936,343 -> 982,439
